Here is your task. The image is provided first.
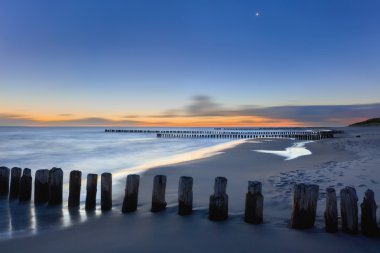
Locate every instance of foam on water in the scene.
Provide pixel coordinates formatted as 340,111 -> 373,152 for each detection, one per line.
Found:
253,141 -> 313,160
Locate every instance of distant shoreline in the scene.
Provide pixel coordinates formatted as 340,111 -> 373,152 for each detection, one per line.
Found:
349,118 -> 380,127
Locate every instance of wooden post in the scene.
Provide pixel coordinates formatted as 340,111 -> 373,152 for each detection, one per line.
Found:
101,173 -> 112,211
324,187 -> 338,233
48,167 -> 63,206
9,167 -> 22,199
0,166 -> 10,197
122,174 -> 140,213
178,176 -> 193,215
209,177 -> 228,221
340,186 -> 358,234
291,183 -> 319,229
85,174 -> 98,211
19,168 -> 32,202
244,181 -> 263,224
34,169 -> 49,204
360,189 -> 380,237
68,170 -> 82,208
151,175 -> 167,212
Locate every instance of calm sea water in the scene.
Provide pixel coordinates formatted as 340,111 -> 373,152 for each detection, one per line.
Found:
0,127 -> 231,175
0,126 -> 233,238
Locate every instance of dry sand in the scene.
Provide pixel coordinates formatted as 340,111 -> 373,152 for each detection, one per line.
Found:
1,127 -> 380,252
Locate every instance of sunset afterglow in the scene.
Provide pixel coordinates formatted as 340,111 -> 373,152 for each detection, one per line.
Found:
1,1 -> 379,126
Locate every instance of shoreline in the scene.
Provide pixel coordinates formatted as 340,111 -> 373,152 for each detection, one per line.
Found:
113,139 -> 247,178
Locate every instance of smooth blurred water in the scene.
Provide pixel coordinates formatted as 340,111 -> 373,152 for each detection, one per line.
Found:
0,126 -> 232,238
0,127 -> 230,175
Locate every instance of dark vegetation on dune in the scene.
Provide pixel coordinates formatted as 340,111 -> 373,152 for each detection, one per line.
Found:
349,118 -> 380,127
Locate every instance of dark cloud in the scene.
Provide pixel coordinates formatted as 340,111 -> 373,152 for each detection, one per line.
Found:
0,114 -> 140,126
230,104 -> 380,125
155,109 -> 183,118
55,117 -> 139,126
122,115 -> 141,119
0,114 -> 38,125
1,96 -> 379,126
185,95 -> 223,116
160,96 -> 380,126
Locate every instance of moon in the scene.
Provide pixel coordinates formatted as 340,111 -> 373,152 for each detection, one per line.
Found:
255,11 -> 261,17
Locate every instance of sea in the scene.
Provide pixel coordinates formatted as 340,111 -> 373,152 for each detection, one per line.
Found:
0,126 -> 312,239
0,127 -> 237,178
0,126 -> 241,238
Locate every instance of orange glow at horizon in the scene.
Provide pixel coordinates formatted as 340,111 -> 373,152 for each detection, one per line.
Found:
131,116 -> 306,127
5,113 -> 308,127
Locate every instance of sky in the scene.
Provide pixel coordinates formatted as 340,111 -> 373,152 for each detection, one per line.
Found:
0,0 -> 379,127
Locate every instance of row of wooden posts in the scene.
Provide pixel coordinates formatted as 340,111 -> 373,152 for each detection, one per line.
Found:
0,166 -> 379,237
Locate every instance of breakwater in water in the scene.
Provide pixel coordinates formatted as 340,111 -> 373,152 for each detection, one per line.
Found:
105,127 -> 337,140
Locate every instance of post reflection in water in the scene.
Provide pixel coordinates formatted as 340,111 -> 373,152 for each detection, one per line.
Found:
9,201 -> 33,234
0,199 -> 103,238
67,206 -> 82,224
0,198 -> 11,237
34,205 -> 64,231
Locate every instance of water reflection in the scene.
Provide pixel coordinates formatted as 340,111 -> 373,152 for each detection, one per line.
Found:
0,199 -> 103,239
9,201 -> 33,233
68,207 -> 82,223
0,197 -> 11,238
34,205 -> 64,231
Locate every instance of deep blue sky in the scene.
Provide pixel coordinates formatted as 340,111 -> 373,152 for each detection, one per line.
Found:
0,0 -> 379,126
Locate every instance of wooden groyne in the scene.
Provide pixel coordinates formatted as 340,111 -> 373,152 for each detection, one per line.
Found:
104,128 -> 336,140
0,166 -> 378,237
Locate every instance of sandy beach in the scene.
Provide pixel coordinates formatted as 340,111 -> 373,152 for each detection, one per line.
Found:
1,127 -> 380,252
2,0 -> 379,252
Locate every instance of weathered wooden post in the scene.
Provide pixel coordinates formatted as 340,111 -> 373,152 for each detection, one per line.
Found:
48,167 -> 63,206
151,175 -> 167,212
68,170 -> 82,208
360,189 -> 380,237
9,167 -> 22,199
85,174 -> 98,210
101,173 -> 112,211
0,166 -> 10,197
244,181 -> 263,224
340,186 -> 358,234
122,174 -> 140,213
19,168 -> 32,202
291,183 -> 319,229
209,177 -> 228,221
178,176 -> 193,215
324,187 -> 338,233
34,169 -> 49,204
